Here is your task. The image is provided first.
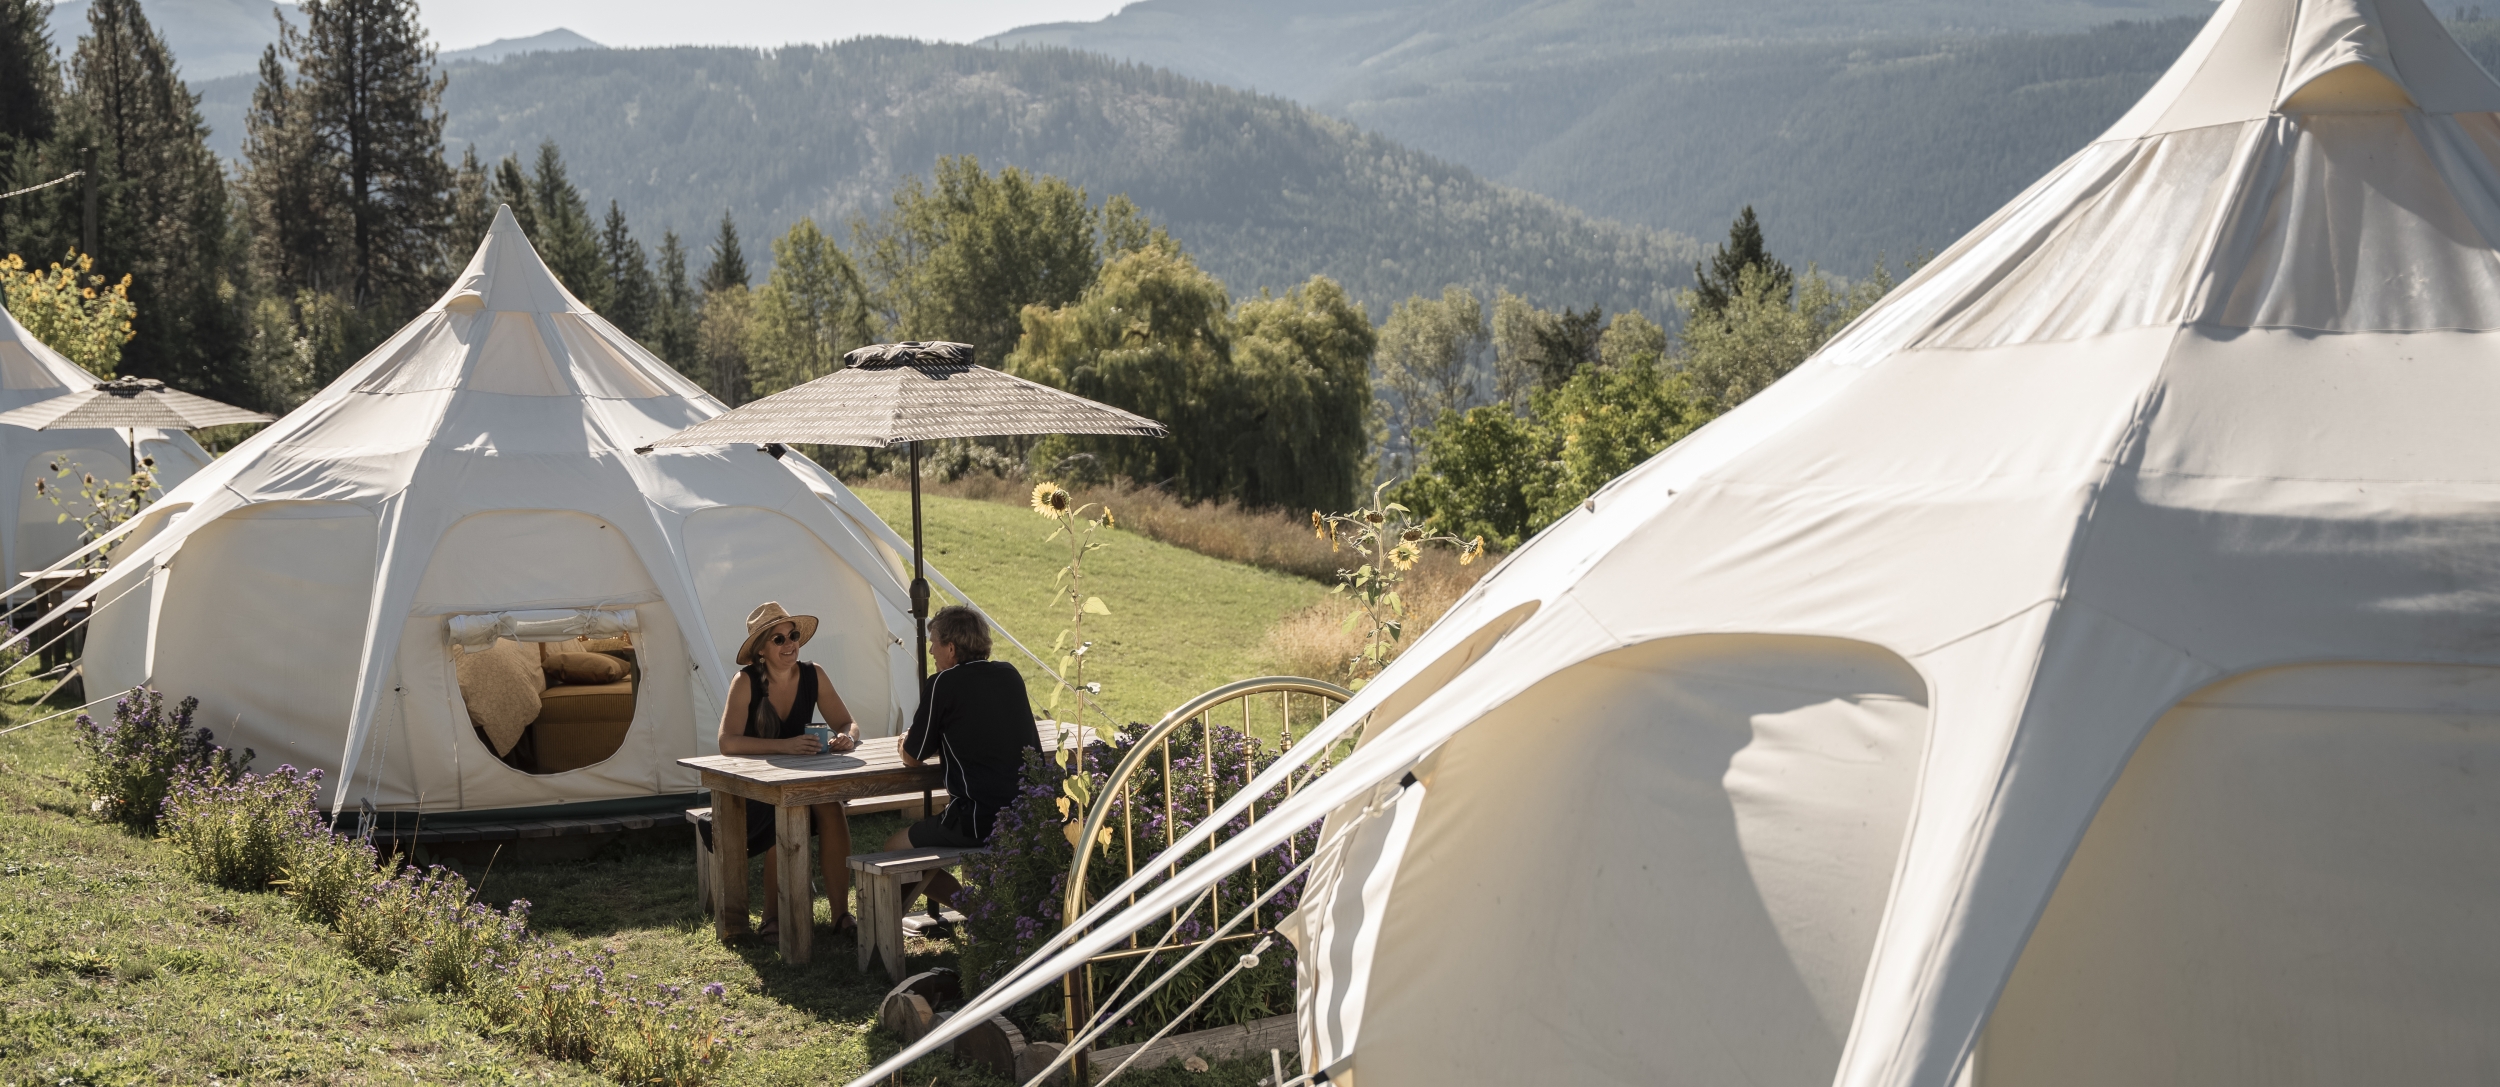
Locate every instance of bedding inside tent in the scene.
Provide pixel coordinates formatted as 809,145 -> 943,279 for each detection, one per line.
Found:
79,206 -> 931,815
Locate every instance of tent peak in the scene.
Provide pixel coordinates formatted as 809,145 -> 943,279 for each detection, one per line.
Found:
2098,0 -> 2500,141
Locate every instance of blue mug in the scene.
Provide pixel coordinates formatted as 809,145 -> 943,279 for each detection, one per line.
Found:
805,724 -> 833,749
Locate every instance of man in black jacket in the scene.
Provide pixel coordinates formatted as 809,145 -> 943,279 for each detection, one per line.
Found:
885,605 -> 1040,930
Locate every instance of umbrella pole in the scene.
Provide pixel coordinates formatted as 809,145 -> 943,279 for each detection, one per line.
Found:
126,429 -> 135,477
910,440 -> 929,685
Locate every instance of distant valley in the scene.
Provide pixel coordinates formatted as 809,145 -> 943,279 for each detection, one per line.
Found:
991,0 -> 2221,270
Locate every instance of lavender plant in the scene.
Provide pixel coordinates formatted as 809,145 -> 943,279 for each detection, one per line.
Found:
154,755 -> 735,1085
159,763 -> 327,890
73,689 -> 249,832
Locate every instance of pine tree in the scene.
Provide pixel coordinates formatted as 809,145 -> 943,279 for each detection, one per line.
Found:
449,145 -> 492,252
598,200 -> 656,337
241,38 -> 341,295
524,140 -> 602,306
58,0 -> 246,396
0,0 -> 63,258
702,212 -> 747,293
300,0 -> 449,306
0,0 -> 57,160
1691,206 -> 1792,322
651,228 -> 699,371
489,152 -> 534,237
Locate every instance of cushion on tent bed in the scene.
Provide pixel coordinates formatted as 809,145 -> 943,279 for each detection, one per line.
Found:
535,680 -> 634,724
454,637 -> 545,755
531,679 -> 635,773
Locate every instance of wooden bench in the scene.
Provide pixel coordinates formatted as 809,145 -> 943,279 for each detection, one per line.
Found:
685,790 -> 946,914
848,846 -> 987,981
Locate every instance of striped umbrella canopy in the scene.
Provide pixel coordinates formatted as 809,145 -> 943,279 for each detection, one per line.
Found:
0,376 -> 274,474
646,341 -> 1166,681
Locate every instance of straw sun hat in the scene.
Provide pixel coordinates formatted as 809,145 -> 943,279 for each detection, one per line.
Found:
737,601 -> 819,666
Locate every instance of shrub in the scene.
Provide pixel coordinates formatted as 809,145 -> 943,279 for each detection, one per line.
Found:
957,724 -> 1321,1045
73,689 -> 250,832
135,700 -> 736,1085
159,764 -> 330,891
335,864 -> 530,987
279,830 -> 383,927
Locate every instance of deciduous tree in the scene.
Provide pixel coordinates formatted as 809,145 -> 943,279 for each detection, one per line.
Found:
745,218 -> 871,397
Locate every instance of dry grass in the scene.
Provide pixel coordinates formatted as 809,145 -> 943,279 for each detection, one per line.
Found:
850,473 -> 1352,582
1258,551 -> 1483,684
847,470 -> 1495,683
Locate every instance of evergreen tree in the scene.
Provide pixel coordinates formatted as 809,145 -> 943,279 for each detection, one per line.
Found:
0,0 -> 53,149
598,200 -> 656,337
0,0 -> 63,259
58,0 -> 245,396
650,228 -> 699,368
523,140 -> 602,305
1525,305 -> 1606,389
701,212 -> 747,294
1690,206 -> 1791,322
489,152 -> 534,237
449,144 -> 493,252
241,39 -> 342,295
281,0 -> 452,308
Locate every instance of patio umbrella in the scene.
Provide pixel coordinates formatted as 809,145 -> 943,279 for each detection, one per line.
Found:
644,341 -> 1166,679
0,376 -> 274,475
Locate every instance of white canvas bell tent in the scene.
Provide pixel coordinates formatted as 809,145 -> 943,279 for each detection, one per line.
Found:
0,304 -> 211,581
858,1 -> 2500,1085
78,205 -> 931,815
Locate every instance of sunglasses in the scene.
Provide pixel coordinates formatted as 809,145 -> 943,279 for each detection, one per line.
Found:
765,627 -> 799,646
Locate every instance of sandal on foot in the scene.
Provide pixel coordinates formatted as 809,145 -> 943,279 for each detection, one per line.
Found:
757,917 -> 780,940
831,913 -> 858,936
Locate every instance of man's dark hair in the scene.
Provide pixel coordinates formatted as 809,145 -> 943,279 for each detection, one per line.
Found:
929,605 -> 992,662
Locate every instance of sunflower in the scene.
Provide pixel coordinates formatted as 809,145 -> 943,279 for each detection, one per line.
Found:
1364,510 -> 1385,525
1102,508 -> 1117,529
1399,528 -> 1423,543
1031,481 -> 1071,519
1310,510 -> 1326,538
1461,536 -> 1485,566
1389,542 -> 1421,570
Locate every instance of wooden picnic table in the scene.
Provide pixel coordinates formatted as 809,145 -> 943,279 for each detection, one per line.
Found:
678,729 -> 1072,964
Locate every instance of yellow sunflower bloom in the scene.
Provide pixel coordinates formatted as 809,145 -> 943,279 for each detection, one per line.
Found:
1311,510 -> 1326,538
1461,535 -> 1485,565
1389,542 -> 1420,570
1031,481 -> 1070,519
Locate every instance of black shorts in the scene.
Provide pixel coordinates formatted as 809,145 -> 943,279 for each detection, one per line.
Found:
907,803 -> 987,848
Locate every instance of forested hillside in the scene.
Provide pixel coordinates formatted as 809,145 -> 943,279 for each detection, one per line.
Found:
991,3 -> 2223,269
195,41 -> 1702,318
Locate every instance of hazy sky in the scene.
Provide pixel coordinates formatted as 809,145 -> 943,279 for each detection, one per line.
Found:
417,1 -> 1135,52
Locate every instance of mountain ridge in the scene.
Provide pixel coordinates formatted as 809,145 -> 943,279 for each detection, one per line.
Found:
197,39 -> 1702,320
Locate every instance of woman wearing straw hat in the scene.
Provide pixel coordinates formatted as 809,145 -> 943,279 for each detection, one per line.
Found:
713,601 -> 861,939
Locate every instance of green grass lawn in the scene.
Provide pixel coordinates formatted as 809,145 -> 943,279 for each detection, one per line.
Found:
853,489 -> 1327,728
0,704 -> 1280,1086
0,487 -> 1322,1086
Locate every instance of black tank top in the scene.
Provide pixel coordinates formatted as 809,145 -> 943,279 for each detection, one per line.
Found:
741,661 -> 820,740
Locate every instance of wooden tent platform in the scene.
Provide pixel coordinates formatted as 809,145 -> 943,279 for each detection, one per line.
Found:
369,789 -> 944,848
